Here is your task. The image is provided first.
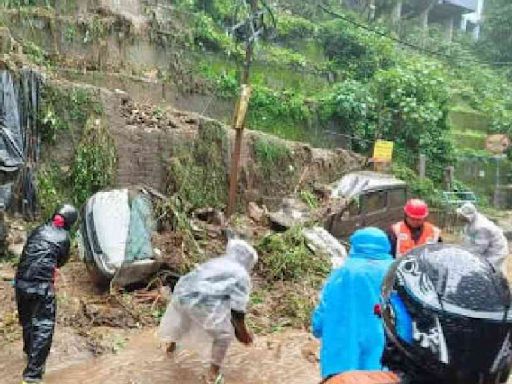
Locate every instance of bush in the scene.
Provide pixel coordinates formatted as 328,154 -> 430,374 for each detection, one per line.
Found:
319,80 -> 376,153
320,19 -> 395,79
276,13 -> 316,40
168,121 -> 229,209
372,58 -> 454,181
392,163 -> 443,207
256,226 -> 330,282
70,118 -> 116,207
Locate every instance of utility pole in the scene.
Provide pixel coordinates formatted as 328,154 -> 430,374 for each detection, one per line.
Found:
226,0 -> 259,218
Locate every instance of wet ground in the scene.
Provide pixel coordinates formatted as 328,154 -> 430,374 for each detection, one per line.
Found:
0,327 -> 319,384
3,232 -> 512,384
0,260 -> 320,384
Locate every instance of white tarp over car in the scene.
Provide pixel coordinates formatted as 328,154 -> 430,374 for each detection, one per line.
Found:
79,187 -> 161,287
330,171 -> 406,199
92,189 -> 131,272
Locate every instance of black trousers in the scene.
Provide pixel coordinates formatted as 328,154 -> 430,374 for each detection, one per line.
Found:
15,284 -> 56,382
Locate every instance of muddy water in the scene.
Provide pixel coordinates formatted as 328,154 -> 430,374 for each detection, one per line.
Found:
2,329 -> 319,384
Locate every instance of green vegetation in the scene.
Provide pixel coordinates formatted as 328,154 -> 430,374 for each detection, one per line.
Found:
40,84 -> 103,141
253,136 -> 292,175
13,0 -> 509,211
168,121 -> 229,209
392,163 -> 442,207
299,189 -> 319,209
249,226 -> 330,330
38,84 -> 110,213
36,164 -> 71,220
1,0 -> 47,6
257,226 -> 330,281
477,0 -> 512,64
70,118 -> 117,207
172,0 -> 512,204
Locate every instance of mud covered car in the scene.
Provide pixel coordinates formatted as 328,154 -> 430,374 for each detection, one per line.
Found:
78,187 -> 166,287
325,171 -> 407,238
269,171 -> 407,240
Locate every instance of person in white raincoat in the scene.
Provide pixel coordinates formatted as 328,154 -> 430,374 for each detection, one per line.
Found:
457,202 -> 509,272
159,239 -> 257,383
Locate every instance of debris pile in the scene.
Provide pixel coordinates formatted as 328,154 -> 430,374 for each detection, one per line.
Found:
120,100 -> 200,132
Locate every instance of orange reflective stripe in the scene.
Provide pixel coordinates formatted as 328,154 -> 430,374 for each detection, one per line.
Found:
324,371 -> 400,384
394,221 -> 440,257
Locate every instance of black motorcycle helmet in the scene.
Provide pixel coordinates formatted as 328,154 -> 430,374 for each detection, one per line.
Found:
53,204 -> 78,230
381,244 -> 512,384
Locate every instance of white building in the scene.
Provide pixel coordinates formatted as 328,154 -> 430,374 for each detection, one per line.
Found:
461,0 -> 485,40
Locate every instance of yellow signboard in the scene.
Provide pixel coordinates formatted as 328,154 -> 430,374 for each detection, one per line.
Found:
373,140 -> 394,162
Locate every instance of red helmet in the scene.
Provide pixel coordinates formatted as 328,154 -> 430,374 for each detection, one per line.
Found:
404,199 -> 429,219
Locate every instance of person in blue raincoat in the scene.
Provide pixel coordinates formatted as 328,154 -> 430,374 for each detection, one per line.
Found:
312,227 -> 394,381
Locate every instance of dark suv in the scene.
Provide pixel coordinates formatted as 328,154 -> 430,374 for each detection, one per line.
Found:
325,171 -> 407,239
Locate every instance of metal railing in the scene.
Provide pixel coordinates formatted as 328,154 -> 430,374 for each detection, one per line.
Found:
441,191 -> 478,208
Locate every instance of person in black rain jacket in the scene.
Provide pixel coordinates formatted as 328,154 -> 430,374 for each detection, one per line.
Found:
15,204 -> 78,384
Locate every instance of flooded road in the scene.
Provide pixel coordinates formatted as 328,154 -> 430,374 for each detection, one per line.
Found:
1,328 -> 320,384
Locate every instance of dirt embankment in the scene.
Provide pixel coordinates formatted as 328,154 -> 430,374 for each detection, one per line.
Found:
98,88 -> 365,209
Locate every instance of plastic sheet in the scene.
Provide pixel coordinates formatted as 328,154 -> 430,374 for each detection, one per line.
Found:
0,68 -> 43,218
303,226 -> 347,269
458,203 -> 509,272
0,70 -> 24,171
91,189 -> 130,271
330,172 -> 405,199
159,240 -> 258,364
0,182 -> 13,208
125,194 -> 155,262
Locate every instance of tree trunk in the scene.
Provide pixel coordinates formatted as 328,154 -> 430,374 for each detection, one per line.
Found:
391,0 -> 403,27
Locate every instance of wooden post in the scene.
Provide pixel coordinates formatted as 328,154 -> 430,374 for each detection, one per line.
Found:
419,154 -> 426,179
226,0 -> 258,218
226,86 -> 252,218
444,166 -> 455,191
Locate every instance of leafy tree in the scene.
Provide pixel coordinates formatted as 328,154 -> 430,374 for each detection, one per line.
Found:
371,58 -> 454,181
319,80 -> 377,153
320,19 -> 395,80
478,0 -> 512,63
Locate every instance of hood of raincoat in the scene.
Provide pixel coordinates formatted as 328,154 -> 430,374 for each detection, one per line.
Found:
159,239 -> 258,353
457,202 -> 478,223
312,226 -> 393,378
349,227 -> 392,260
225,239 -> 258,272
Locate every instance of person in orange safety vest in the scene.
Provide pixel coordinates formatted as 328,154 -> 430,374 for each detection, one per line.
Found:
386,199 -> 441,258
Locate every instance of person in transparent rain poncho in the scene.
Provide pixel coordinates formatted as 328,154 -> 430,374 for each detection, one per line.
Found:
159,239 -> 257,383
